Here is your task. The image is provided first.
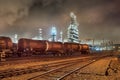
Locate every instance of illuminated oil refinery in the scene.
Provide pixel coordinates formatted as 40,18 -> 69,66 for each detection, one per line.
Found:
0,1 -> 120,80
9,12 -> 120,52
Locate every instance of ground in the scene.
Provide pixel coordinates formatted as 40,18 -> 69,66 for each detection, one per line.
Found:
0,52 -> 120,80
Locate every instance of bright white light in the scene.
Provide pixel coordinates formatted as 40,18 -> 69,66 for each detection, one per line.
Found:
96,48 -> 100,51
70,12 -> 76,19
12,34 -> 18,43
15,34 -> 17,38
48,38 -> 52,41
51,26 -> 57,35
60,31 -> 63,35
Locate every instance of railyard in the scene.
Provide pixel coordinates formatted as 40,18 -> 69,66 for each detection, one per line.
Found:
0,0 -> 120,80
0,52 -> 120,80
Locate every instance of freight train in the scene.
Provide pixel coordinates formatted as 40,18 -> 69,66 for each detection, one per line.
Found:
0,36 -> 90,57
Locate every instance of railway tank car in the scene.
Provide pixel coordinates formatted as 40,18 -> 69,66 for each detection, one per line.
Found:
18,38 -> 64,56
18,38 -> 47,56
0,36 -> 13,57
46,41 -> 64,56
80,44 -> 90,54
64,42 -> 79,55
0,37 -> 90,58
64,42 -> 90,55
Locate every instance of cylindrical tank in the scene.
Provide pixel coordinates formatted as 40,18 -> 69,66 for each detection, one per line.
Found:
64,42 -> 79,53
29,40 -> 47,52
46,42 -> 63,53
18,38 -> 47,52
18,38 -> 30,52
64,42 -> 72,51
18,39 -> 63,55
81,44 -> 89,50
81,44 -> 90,54
71,43 -> 79,51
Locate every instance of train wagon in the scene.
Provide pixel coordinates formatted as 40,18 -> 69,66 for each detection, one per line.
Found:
18,38 -> 30,56
64,42 -> 80,55
46,41 -> 64,56
18,38 -> 47,56
0,36 -> 13,57
18,38 -> 64,56
80,44 -> 90,54
0,36 -> 91,58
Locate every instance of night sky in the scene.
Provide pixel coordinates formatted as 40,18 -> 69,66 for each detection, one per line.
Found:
0,0 -> 120,40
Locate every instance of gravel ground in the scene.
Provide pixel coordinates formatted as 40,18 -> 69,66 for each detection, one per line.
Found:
1,56 -> 91,80
0,52 -> 115,80
65,56 -> 120,80
0,55 -> 93,71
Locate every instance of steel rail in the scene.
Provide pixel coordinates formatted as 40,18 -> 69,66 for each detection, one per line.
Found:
28,55 -> 110,80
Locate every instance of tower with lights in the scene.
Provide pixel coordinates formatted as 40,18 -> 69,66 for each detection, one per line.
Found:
58,31 -> 63,42
38,28 -> 43,40
60,31 -> 63,42
32,28 -> 43,40
67,12 -> 79,43
51,26 -> 57,42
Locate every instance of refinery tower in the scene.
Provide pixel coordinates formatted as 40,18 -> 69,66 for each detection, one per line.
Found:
67,12 -> 79,43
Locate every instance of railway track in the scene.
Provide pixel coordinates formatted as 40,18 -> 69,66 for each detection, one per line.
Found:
0,56 -> 95,79
57,60 -> 103,80
27,55 -> 109,80
0,54 -> 90,66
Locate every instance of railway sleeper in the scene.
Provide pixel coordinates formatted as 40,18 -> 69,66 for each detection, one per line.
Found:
38,68 -> 46,71
0,72 -> 12,76
30,68 -> 39,72
2,73 -> 13,78
27,69 -> 35,73
0,68 -> 49,79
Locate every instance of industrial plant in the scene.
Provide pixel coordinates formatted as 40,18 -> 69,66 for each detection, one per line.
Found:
7,12 -> 119,52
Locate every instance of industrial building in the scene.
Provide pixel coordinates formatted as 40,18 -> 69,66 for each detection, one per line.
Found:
67,12 -> 79,43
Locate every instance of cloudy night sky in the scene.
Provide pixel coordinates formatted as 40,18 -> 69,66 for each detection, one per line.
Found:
0,0 -> 120,41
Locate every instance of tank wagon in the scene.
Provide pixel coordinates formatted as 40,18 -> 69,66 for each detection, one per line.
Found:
18,38 -> 64,56
80,44 -> 90,54
64,42 -> 89,55
0,36 -> 90,57
64,42 -> 79,55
